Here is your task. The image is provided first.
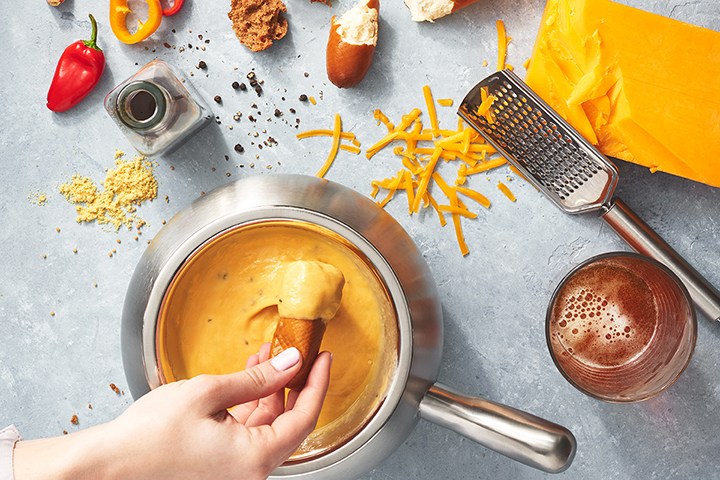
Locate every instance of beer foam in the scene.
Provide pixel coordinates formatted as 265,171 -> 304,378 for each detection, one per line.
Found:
550,263 -> 657,368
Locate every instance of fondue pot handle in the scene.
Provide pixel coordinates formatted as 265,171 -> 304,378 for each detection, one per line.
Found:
419,383 -> 576,473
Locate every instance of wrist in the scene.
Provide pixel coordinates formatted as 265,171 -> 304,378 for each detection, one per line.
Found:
13,424 -> 122,480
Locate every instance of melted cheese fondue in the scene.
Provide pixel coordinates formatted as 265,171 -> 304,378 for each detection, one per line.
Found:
157,221 -> 398,458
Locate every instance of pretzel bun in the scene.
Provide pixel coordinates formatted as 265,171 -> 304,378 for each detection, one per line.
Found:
326,0 -> 379,88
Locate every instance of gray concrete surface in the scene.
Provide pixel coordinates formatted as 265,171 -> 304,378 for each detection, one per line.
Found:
1,0 -> 719,478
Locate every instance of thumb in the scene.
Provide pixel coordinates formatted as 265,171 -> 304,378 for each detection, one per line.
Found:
201,347 -> 302,412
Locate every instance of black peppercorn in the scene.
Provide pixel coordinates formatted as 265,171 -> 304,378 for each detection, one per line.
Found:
214,95 -> 222,103
274,109 -> 281,117
299,94 -> 308,102
239,83 -> 247,91
198,60 -> 207,69
232,81 -> 240,89
234,144 -> 244,153
255,85 -> 262,96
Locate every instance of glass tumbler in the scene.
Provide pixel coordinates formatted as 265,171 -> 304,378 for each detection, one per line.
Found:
546,252 -> 696,403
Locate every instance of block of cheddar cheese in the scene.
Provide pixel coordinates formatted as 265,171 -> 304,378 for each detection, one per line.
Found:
525,0 -> 720,188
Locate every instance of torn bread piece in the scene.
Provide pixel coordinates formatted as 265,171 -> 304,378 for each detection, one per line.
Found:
228,0 -> 288,52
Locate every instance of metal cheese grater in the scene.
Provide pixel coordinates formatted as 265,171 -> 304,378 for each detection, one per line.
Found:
459,69 -> 720,323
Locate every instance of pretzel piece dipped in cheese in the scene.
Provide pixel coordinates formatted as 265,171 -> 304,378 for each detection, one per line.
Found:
271,261 -> 345,390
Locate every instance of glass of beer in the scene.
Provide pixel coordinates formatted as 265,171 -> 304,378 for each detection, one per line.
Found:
546,252 -> 697,403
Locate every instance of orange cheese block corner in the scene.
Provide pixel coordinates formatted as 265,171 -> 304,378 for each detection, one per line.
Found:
525,0 -> 720,188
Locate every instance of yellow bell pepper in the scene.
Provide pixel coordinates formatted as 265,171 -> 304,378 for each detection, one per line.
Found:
110,0 -> 163,44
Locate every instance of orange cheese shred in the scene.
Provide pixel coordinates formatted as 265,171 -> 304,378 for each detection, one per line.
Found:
412,147 -> 442,214
406,120 -> 424,155
496,20 -> 508,71
437,205 -> 478,218
437,99 -> 454,107
422,85 -> 440,138
425,192 -> 447,227
497,181 -> 517,201
315,113 -> 342,178
309,96 -> 317,105
376,171 -> 404,207
403,169 -> 415,214
477,89 -> 497,124
374,109 -> 395,132
296,130 -> 356,141
432,172 -> 469,256
396,108 -> 422,133
455,186 -> 491,209
339,145 -> 362,154
464,157 -> 507,175
298,114 -> 360,179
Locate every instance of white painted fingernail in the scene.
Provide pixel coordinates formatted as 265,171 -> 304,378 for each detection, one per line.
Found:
270,347 -> 301,371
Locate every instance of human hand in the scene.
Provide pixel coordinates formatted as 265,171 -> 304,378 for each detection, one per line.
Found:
13,343 -> 332,480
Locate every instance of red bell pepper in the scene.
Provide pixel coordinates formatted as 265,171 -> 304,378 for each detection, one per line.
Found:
162,0 -> 185,16
47,14 -> 106,112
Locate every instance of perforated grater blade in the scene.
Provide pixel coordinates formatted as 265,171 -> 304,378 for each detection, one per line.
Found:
458,69 -> 720,323
458,69 -> 618,214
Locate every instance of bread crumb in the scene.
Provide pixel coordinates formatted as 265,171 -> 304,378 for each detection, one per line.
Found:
110,383 -> 120,394
70,415 -> 78,425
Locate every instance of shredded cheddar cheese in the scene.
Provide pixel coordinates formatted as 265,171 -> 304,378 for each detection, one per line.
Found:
296,114 -> 360,178
496,20 -> 509,72
367,85 -> 523,256
497,181 -> 516,201
437,99 -> 453,107
422,85 -> 440,138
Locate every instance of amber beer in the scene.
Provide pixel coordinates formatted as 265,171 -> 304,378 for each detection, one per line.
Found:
546,253 -> 696,403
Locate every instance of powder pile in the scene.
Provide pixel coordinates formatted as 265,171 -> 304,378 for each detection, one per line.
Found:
59,151 -> 158,231
28,191 -> 48,206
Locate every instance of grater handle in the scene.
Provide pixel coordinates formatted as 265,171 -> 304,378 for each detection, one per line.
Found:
602,198 -> 720,322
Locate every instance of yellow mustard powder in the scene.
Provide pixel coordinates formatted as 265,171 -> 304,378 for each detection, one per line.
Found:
59,151 -> 158,231
28,191 -> 48,206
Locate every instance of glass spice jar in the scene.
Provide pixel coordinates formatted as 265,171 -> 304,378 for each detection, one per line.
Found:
104,60 -> 212,156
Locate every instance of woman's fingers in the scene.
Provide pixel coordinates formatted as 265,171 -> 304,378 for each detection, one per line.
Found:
269,351 -> 332,456
243,344 -> 289,427
195,347 -> 302,414
228,349 -> 264,423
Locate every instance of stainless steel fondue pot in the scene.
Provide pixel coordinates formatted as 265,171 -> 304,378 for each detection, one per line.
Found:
122,174 -> 576,478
